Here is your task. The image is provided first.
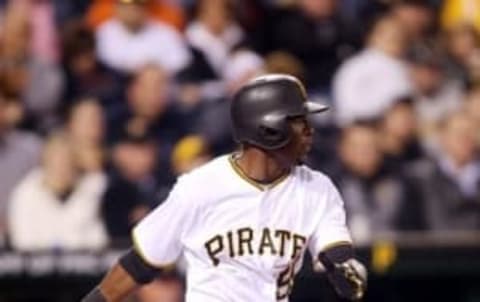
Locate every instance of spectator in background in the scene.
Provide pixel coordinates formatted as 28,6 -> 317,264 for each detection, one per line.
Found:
2,0 -> 60,63
389,0 -> 435,42
443,24 -> 480,86
107,64 -> 187,161
378,97 -> 424,168
223,48 -> 265,94
464,86 -> 480,143
0,89 -> 42,246
171,135 -> 212,176
334,122 -> 416,243
53,0 -> 92,26
1,0 -> 64,133
252,0 -> 359,90
95,0 -> 190,74
333,15 -> 412,125
8,134 -> 107,251
185,0 -> 244,78
13,0 -> 60,63
263,51 -> 306,83
408,42 -> 465,142
61,21 -> 125,112
194,49 -> 264,155
86,0 -> 185,31
177,0 -> 246,105
65,98 -> 106,173
102,132 -> 160,245
412,112 -> 480,231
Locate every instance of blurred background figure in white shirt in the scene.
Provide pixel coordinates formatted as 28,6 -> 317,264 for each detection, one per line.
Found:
7,133 -> 107,251
96,0 -> 191,75
333,14 -> 412,125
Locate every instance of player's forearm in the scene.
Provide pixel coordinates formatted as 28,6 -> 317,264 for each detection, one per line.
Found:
102,264 -> 139,301
82,264 -> 138,302
82,247 -> 164,302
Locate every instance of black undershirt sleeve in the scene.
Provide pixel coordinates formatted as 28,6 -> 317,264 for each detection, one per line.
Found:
318,243 -> 354,270
119,248 -> 163,284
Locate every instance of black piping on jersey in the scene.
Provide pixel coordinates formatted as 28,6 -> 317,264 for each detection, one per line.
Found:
228,153 -> 291,191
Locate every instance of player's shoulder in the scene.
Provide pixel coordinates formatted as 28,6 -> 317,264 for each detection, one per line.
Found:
175,155 -> 231,188
294,164 -> 336,191
294,165 -> 345,209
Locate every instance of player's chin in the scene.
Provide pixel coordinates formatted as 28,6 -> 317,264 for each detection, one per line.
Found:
296,153 -> 309,165
302,141 -> 313,155
297,147 -> 311,163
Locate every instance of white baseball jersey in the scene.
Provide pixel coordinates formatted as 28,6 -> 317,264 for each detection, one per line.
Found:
132,154 -> 352,301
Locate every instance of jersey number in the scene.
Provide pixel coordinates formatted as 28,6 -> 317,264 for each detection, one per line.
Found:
276,264 -> 295,300
276,235 -> 306,300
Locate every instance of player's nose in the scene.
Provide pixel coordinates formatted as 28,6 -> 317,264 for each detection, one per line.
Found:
303,120 -> 314,137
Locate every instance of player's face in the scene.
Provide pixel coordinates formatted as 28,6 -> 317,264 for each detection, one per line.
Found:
277,116 -> 314,167
291,116 -> 315,155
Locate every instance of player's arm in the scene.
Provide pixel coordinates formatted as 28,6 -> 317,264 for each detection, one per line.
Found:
82,263 -> 135,302
317,243 -> 367,301
309,178 -> 367,301
83,177 -> 192,301
82,248 -> 163,301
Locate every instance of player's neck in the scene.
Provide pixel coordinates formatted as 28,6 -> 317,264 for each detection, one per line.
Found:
235,148 -> 290,184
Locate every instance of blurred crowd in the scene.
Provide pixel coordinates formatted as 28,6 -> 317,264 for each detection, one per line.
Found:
0,0 -> 479,260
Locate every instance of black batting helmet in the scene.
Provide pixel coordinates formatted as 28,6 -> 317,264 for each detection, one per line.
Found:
231,74 -> 329,150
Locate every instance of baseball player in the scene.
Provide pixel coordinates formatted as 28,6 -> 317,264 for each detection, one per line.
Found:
82,74 -> 367,302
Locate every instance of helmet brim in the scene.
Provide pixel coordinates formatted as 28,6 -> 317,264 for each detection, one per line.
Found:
305,101 -> 329,114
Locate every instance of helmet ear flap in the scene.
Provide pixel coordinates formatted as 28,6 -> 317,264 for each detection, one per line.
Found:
258,114 -> 291,149
258,125 -> 284,145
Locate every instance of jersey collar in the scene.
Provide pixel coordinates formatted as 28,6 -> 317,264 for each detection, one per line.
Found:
228,154 -> 291,192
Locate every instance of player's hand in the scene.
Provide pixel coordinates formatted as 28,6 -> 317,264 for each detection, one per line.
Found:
327,259 -> 367,301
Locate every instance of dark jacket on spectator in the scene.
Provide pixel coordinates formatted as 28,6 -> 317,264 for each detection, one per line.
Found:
63,62 -> 126,114
383,139 -> 426,171
107,105 -> 188,160
101,172 -> 169,245
251,7 -> 359,90
332,162 -> 423,241
410,160 -> 480,231
193,99 -> 235,156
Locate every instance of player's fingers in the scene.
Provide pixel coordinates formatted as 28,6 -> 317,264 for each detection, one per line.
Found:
336,262 -> 366,300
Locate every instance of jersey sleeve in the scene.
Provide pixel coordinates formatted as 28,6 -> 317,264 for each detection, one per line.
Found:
132,177 -> 193,267
308,177 -> 352,257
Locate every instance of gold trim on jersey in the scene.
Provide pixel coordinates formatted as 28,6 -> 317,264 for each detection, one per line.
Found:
320,241 -> 353,253
228,154 -> 290,191
131,229 -> 176,271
